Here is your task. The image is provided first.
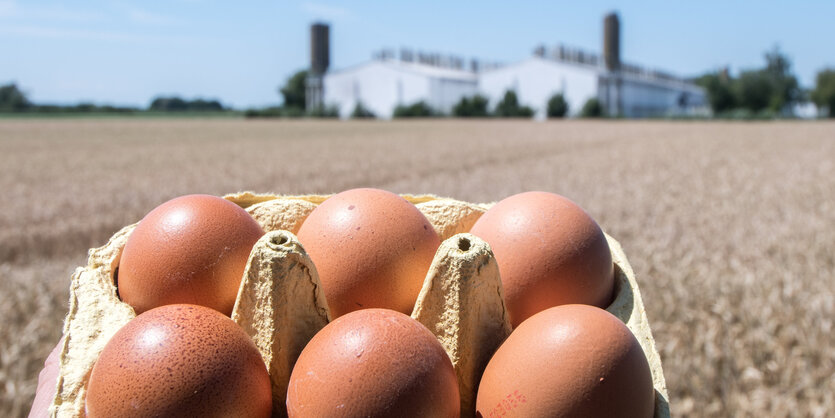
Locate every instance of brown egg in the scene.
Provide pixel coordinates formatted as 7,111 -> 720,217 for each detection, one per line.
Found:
296,188 -> 441,318
475,305 -> 655,418
86,304 -> 272,418
118,194 -> 264,315
469,191 -> 614,327
286,309 -> 460,418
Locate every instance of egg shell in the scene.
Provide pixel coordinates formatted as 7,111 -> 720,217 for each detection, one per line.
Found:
475,304 -> 655,418
469,191 -> 614,327
296,188 -> 441,318
85,304 -> 272,418
117,194 -> 265,315
286,308 -> 460,418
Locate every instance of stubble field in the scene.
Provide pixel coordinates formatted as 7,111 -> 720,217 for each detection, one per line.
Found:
0,119 -> 833,417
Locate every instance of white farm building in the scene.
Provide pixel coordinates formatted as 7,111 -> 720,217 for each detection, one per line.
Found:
306,13 -> 707,119
323,59 -> 479,119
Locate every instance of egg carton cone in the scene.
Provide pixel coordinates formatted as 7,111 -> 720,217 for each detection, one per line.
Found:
49,192 -> 669,418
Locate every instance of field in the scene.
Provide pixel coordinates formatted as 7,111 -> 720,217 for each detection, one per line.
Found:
1,119 -> 833,417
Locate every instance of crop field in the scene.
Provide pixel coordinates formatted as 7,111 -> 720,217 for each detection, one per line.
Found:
0,119 -> 832,417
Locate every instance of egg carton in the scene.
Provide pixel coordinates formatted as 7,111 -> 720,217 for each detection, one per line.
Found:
50,192 -> 670,418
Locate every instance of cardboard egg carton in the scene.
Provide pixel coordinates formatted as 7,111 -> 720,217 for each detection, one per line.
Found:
50,192 -> 670,418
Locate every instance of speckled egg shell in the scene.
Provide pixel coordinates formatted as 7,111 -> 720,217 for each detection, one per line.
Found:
469,191 -> 614,327
117,194 -> 265,315
476,304 -> 654,418
85,304 -> 272,418
296,188 -> 441,318
286,308 -> 460,418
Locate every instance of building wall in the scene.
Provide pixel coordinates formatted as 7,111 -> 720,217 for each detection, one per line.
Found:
620,77 -> 707,117
324,61 -> 477,119
478,57 -> 599,118
324,62 -> 431,119
599,74 -> 708,117
429,77 -> 479,115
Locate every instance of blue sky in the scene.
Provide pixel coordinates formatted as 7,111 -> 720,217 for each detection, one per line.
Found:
2,1 -> 833,108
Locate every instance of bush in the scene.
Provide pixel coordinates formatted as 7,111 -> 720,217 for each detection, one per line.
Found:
244,105 -> 336,119
244,107 -> 284,118
580,98 -> 604,118
494,90 -> 534,118
546,93 -> 569,118
149,96 -> 225,112
351,102 -> 376,119
452,95 -> 489,117
393,101 -> 438,118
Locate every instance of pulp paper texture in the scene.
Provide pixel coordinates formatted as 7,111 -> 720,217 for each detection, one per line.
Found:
52,192 -> 669,418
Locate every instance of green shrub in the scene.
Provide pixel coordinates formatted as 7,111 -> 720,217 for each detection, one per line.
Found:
580,98 -> 604,118
494,90 -> 534,118
546,93 -> 569,118
149,96 -> 224,112
393,101 -> 438,118
351,102 -> 376,119
244,107 -> 284,118
452,95 -> 489,117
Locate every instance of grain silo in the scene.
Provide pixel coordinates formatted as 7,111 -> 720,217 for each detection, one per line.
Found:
306,23 -> 330,110
603,12 -> 620,71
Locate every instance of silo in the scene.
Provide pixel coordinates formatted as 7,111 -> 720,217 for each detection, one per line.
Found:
603,12 -> 620,71
307,23 -> 329,111
602,12 -> 622,116
310,23 -> 330,75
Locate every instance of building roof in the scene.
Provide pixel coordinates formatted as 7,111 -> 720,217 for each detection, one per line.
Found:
328,59 -> 478,82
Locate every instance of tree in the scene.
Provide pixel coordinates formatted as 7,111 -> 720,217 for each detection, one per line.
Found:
0,83 -> 31,111
149,97 -> 224,112
393,101 -> 437,118
763,46 -> 799,112
735,70 -> 774,113
696,47 -> 800,117
452,95 -> 489,117
494,90 -> 534,118
580,98 -> 604,118
811,69 -> 835,117
279,70 -> 308,111
695,73 -> 736,113
546,93 -> 568,118
188,99 -> 224,111
351,101 -> 376,119
149,97 -> 188,111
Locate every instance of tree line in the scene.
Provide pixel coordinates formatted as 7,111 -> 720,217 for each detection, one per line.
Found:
0,85 -> 229,114
695,47 -> 834,118
4,48 -> 834,118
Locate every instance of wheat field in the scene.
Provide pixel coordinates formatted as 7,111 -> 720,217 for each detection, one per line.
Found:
0,119 -> 832,417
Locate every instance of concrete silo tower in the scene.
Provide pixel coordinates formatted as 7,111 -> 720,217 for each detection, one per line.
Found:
306,22 -> 330,111
601,12 -> 623,116
603,12 -> 620,71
